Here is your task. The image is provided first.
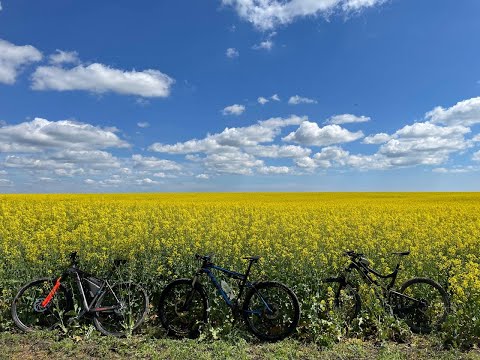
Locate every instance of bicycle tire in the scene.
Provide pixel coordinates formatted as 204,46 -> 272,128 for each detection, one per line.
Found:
157,278 -> 209,339
398,277 -> 450,334
328,278 -> 362,325
11,278 -> 73,332
243,281 -> 300,341
93,282 -> 149,337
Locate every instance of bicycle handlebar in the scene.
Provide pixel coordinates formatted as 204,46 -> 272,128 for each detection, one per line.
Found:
195,253 -> 212,262
344,250 -> 364,258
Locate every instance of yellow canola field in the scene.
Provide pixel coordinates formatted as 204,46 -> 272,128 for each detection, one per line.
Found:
1,193 -> 479,344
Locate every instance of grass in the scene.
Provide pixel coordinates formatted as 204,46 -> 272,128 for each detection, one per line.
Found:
1,332 -> 479,360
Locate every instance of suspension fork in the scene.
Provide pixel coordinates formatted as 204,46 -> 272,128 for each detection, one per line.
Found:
181,273 -> 201,311
41,277 -> 62,308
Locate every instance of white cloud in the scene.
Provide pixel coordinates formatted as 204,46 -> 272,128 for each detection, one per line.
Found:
149,115 -> 305,154
0,118 -> 129,152
0,170 -> 7,175
258,96 -> 269,105
0,2 -> 2,11
377,122 -> 471,167
49,50 -> 80,65
252,39 -> 273,50
426,97 -> 480,127
288,95 -> 317,105
283,122 -> 364,146
203,150 -> 264,175
432,167 -> 474,174
31,63 -> 175,98
271,94 -> 280,101
257,166 -> 290,174
245,144 -> 311,158
363,133 -> 391,144
473,151 -> 480,162
50,150 -> 121,169
327,114 -> 370,124
135,178 -> 159,185
395,122 -> 469,138
137,121 -> 150,128
294,156 -> 322,170
222,104 -> 246,115
222,0 -> 386,30
226,48 -> 239,58
196,174 -> 209,179
0,39 -> 42,84
153,172 -> 177,178
0,179 -> 13,187
131,154 -> 181,171
4,155 -> 75,170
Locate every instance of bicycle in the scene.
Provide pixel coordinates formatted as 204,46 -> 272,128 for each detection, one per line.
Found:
11,251 -> 149,337
157,254 -> 300,341
325,250 -> 450,334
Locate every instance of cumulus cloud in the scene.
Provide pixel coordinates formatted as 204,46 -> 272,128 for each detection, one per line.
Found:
283,122 -> 364,146
327,114 -> 370,124
426,97 -> 480,127
135,178 -> 159,185
271,94 -> 280,101
203,150 -> 264,175
257,165 -> 290,174
222,0 -> 386,30
0,118 -> 129,153
0,39 -> 43,84
196,173 -> 209,179
149,115 -> 305,154
473,151 -> 480,162
363,133 -> 391,144
226,48 -> 239,58
49,50 -> 80,65
31,63 -> 175,98
222,104 -> 246,115
288,95 -> 317,105
245,144 -> 311,158
149,115 -> 307,176
131,154 -> 181,171
258,96 -> 269,105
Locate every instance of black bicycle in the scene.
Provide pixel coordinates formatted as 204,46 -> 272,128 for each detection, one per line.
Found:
157,254 -> 300,341
325,250 -> 450,334
11,252 -> 149,337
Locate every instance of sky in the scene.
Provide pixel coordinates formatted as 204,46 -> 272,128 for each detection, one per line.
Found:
1,0 -> 480,193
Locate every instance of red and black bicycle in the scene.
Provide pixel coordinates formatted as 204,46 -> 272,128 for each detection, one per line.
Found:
11,252 -> 149,337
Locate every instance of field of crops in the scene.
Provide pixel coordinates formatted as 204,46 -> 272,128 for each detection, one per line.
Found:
1,193 -> 479,347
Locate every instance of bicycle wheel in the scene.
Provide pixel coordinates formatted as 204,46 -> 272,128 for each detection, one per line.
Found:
11,278 -> 73,332
398,277 -> 450,334
330,281 -> 361,324
243,281 -> 300,341
157,278 -> 208,338
93,282 -> 149,337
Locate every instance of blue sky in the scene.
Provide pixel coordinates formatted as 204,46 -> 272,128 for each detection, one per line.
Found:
1,0 -> 480,192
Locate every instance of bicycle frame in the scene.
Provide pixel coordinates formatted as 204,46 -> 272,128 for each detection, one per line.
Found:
343,257 -> 424,306
191,260 -> 273,315
346,260 -> 400,291
42,264 -> 122,318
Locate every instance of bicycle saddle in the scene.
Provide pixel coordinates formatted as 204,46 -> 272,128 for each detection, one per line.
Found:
392,251 -> 410,256
243,256 -> 261,262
